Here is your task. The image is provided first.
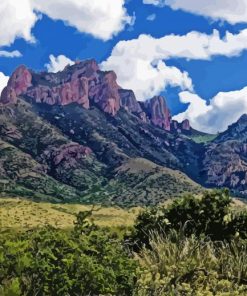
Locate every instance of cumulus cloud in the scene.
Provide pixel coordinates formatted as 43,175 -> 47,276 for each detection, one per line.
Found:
32,0 -> 132,41
99,34 -> 192,100
45,54 -> 74,73
0,0 -> 131,48
174,88 -> 247,133
101,29 -> 247,100
0,50 -> 22,58
0,72 -> 9,96
0,0 -> 37,47
143,0 -> 247,24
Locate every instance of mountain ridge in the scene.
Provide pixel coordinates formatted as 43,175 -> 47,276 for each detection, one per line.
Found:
0,60 -> 247,205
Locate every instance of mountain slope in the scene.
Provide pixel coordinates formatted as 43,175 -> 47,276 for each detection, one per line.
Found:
1,59 -> 247,204
201,115 -> 247,197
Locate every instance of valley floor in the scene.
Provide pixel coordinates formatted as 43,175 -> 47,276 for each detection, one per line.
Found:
0,198 -> 140,231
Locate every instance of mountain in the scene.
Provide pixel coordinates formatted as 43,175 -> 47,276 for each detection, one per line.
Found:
0,59 -> 246,205
202,114 -> 247,197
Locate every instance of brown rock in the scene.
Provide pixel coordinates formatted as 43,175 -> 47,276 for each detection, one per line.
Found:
119,89 -> 142,114
1,59 -> 122,116
43,143 -> 92,168
26,76 -> 89,108
89,71 -> 121,116
143,96 -> 171,131
182,119 -> 191,131
0,65 -> 32,105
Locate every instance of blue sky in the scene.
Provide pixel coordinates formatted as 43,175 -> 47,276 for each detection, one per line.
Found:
1,0 -> 247,133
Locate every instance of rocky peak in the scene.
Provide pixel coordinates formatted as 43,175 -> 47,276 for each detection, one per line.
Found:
0,60 -> 192,127
236,114 -> 247,125
0,60 -> 121,116
181,119 -> 191,131
119,89 -> 142,114
215,113 -> 247,143
89,70 -> 121,116
171,119 -> 191,133
0,65 -> 32,105
142,96 -> 172,131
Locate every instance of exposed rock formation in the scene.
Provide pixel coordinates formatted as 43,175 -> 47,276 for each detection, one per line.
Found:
0,60 -> 192,131
182,119 -> 191,131
142,96 -> 172,131
0,65 -> 32,104
26,77 -> 90,108
0,60 -> 121,116
42,143 -> 92,168
119,89 -> 142,113
171,119 -> 191,133
89,71 -> 120,116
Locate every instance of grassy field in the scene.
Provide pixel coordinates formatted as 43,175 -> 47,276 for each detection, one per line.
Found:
1,196 -> 245,232
0,198 -> 140,231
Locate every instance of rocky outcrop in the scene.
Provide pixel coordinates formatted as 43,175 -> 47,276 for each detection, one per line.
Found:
0,60 -> 193,129
89,71 -> 121,116
42,143 -> 92,168
119,89 -> 142,113
26,77 -> 90,108
202,141 -> 247,193
142,96 -> 172,131
201,114 -> 247,196
0,65 -> 32,105
171,119 -> 191,133
182,119 -> 190,131
0,60 -> 121,116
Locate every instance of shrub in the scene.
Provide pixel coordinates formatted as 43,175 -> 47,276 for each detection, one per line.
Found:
130,189 -> 247,248
0,211 -> 137,296
134,232 -> 247,296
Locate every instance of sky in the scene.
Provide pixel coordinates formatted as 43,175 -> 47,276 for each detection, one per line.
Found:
1,0 -> 247,133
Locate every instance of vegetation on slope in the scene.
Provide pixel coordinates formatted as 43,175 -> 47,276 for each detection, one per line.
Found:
0,100 -> 204,206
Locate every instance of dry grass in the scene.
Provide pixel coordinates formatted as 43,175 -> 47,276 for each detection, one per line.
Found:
0,198 -> 140,231
1,195 -> 245,232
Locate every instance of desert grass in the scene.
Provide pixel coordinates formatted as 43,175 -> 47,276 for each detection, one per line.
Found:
0,198 -> 140,231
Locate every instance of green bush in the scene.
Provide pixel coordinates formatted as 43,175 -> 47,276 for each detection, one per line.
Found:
1,191 -> 247,295
130,189 -> 247,248
0,211 -> 137,296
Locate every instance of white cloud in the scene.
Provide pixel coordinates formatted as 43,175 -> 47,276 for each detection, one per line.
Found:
143,0 -> 247,24
174,88 -> 247,133
101,29 -> 247,100
45,54 -> 74,73
147,13 -> 156,21
0,72 -> 9,96
32,0 -> 132,41
101,38 -> 193,100
0,0 -> 131,48
0,50 -> 22,58
0,0 -> 37,47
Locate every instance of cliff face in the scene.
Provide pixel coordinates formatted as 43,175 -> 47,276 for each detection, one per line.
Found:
0,61 -> 191,132
0,60 -> 121,116
1,65 -> 32,104
142,96 -> 172,131
201,115 -> 247,196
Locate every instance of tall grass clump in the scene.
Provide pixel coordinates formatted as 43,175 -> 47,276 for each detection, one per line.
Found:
130,189 -> 247,295
134,231 -> 247,295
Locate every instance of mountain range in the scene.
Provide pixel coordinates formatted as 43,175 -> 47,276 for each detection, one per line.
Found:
0,59 -> 246,206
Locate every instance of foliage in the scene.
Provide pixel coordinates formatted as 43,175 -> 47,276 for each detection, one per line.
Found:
134,231 -> 247,296
130,189 -> 247,248
1,191 -> 247,295
0,211 -> 137,296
